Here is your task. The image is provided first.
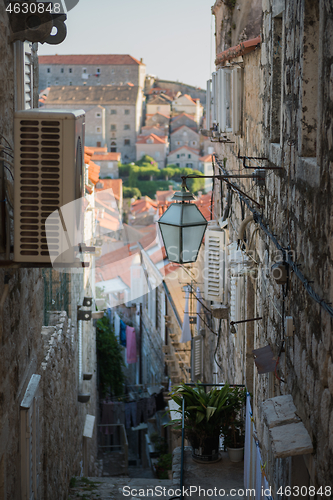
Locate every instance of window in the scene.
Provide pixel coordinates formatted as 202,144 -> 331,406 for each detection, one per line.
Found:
211,67 -> 242,134
83,68 -> 87,73
96,127 -> 101,133
124,139 -> 130,146
192,141 -> 197,146
188,154 -> 191,159
55,81 -> 59,86
110,141 -> 117,152
111,109 -> 117,115
69,68 -> 72,73
61,68 -> 64,73
96,112 -> 101,118
186,163 -> 193,168
47,68 -> 50,73
69,81 -> 72,86
111,124 -> 116,131
96,68 -> 100,74
176,163 -> 180,167
124,109 -> 130,115
124,124 -> 130,130
204,225 -> 227,303
177,154 -> 180,159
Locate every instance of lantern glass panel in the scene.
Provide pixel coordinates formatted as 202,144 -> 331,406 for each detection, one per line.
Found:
158,203 -> 182,226
181,203 -> 207,225
182,225 -> 206,263
159,223 -> 181,263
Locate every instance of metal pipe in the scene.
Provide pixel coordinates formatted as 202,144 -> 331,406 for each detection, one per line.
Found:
230,317 -> 262,326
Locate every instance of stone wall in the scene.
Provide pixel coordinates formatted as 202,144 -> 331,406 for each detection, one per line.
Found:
202,0 -> 333,492
39,63 -> 144,91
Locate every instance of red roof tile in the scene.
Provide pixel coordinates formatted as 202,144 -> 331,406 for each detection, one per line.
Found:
136,133 -> 167,145
92,152 -> 121,161
96,179 -> 122,200
39,54 -> 144,65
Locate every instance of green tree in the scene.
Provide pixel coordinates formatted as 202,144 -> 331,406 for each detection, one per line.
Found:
96,316 -> 125,397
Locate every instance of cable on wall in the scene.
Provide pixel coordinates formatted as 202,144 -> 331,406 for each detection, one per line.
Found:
213,154 -> 333,320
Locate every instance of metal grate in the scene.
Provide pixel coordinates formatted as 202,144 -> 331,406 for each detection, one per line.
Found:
19,119 -> 61,258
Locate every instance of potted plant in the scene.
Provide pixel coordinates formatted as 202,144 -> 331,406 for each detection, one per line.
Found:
222,386 -> 246,462
167,382 -> 230,463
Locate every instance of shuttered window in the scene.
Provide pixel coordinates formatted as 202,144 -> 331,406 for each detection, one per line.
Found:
191,335 -> 203,381
15,41 -> 34,110
204,225 -> 227,303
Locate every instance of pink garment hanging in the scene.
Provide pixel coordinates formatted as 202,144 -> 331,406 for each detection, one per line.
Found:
126,326 -> 137,364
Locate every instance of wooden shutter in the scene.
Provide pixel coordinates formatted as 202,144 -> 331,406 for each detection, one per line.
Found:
191,335 -> 203,381
204,226 -> 227,303
15,41 -> 34,110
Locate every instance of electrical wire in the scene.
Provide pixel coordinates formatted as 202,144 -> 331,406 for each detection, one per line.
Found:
0,134 -> 13,151
214,154 -> 333,319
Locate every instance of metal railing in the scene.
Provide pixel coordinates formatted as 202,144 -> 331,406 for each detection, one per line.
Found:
98,423 -> 128,476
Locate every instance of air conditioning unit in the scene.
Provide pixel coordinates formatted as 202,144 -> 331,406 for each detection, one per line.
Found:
14,109 -> 86,265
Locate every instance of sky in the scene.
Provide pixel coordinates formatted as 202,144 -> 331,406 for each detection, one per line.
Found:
38,0 -> 215,89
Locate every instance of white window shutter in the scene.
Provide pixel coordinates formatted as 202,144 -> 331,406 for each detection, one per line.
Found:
232,67 -> 242,134
24,42 -> 33,109
218,68 -> 224,133
230,275 -> 245,323
15,41 -> 34,111
211,72 -> 217,124
204,226 -> 227,303
191,335 -> 203,381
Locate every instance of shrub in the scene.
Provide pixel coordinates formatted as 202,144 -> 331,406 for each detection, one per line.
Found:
123,186 -> 141,199
119,164 -> 131,177
96,316 -> 125,397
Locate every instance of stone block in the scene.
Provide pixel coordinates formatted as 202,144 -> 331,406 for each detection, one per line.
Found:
269,422 -> 313,458
262,394 -> 301,429
328,357 -> 333,396
320,389 -> 331,437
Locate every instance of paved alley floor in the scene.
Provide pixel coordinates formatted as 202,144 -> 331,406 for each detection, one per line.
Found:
68,448 -> 245,499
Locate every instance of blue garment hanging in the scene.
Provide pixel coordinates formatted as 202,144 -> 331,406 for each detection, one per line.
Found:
120,320 -> 127,346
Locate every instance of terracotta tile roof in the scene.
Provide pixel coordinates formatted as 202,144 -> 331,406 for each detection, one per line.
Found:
183,94 -> 197,104
96,179 -> 122,200
88,146 -> 108,153
155,189 -> 175,203
88,161 -> 101,185
45,85 -> 139,105
136,133 -> 167,145
92,152 -> 121,161
146,112 -> 171,119
200,154 -> 213,162
168,145 -> 200,155
171,113 -> 197,122
215,36 -> 261,66
147,94 -> 172,104
39,54 -> 143,65
131,196 -> 157,215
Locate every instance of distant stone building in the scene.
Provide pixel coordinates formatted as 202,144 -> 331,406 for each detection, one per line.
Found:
170,113 -> 198,132
170,125 -> 200,151
171,94 -> 203,124
39,54 -> 146,91
43,85 -> 144,161
91,151 -> 121,178
167,146 -> 200,169
145,112 -> 170,128
136,134 -> 169,168
146,93 -> 172,118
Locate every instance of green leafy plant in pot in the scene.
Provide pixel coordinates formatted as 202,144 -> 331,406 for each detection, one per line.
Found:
167,382 -> 230,463
221,387 -> 246,462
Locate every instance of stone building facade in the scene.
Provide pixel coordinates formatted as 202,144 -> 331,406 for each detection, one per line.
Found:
39,54 -> 146,91
0,8 -> 98,498
43,85 -> 144,161
198,0 -> 333,493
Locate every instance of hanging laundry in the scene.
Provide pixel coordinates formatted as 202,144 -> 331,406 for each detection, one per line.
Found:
114,313 -> 120,340
126,326 -> 137,364
180,285 -> 191,343
196,287 -> 202,332
120,319 -> 127,347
